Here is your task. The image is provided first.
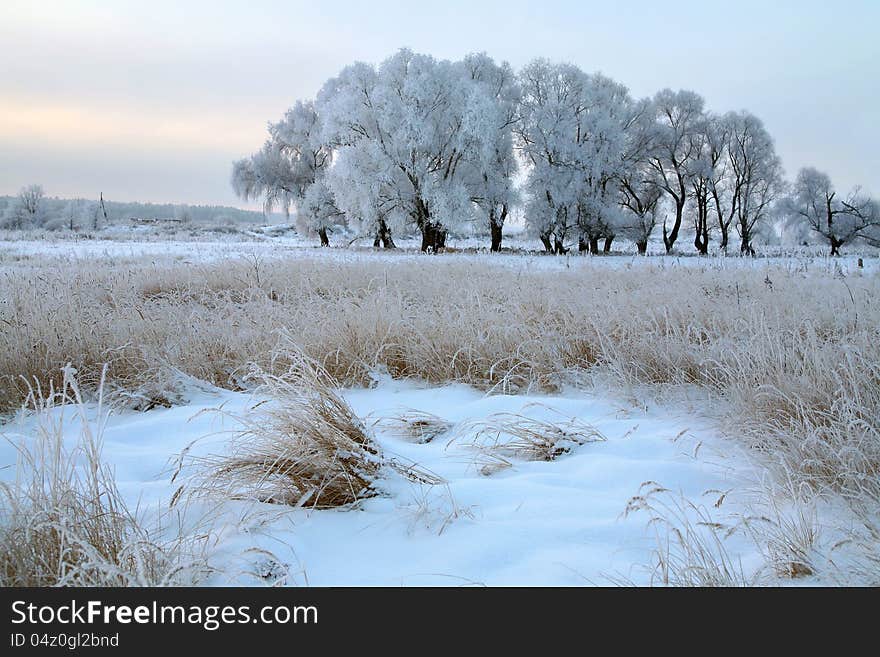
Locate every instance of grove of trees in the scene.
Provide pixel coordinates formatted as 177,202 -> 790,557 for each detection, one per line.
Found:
233,49 -> 879,255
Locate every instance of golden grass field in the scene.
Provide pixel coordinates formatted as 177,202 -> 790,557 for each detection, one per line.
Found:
1,250 -> 877,584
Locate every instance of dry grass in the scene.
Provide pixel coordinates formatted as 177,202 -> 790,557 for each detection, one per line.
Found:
0,367 -> 208,586
374,410 -> 454,444
186,352 -> 382,509
2,255 -> 877,422
1,252 -> 878,582
621,483 -> 754,587
453,405 -> 606,474
400,483 -> 475,536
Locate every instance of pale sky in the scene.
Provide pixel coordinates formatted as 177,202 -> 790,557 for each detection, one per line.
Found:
1,0 -> 877,207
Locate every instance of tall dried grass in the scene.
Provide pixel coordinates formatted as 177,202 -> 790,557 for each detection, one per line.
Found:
622,483 -> 754,587
1,253 -> 878,581
186,352 -> 382,509
0,367 -> 208,586
2,256 -> 877,484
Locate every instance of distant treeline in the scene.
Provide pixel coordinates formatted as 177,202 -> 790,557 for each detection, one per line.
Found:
0,190 -> 272,231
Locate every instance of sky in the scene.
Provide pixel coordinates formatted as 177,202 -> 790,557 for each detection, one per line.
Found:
1,0 -> 877,208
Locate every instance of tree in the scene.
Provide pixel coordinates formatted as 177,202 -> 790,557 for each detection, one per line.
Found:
571,73 -> 635,255
232,100 -> 339,245
616,97 -> 662,254
648,89 -> 705,253
62,199 -> 85,231
517,60 -> 583,254
2,184 -> 46,229
518,61 -> 634,255
618,173 -> 663,254
326,141 -> 403,248
458,53 -> 520,251
706,114 -> 738,252
299,178 -> 343,247
319,50 -> 485,252
727,112 -> 784,255
788,168 -> 879,255
687,114 -> 727,255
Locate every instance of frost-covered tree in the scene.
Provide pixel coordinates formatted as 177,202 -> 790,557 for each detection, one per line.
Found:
648,89 -> 705,253
232,142 -> 294,215
320,50 -> 494,252
62,199 -> 86,231
687,114 -> 727,254
458,53 -> 520,251
2,184 -> 46,229
705,114 -> 738,252
787,168 -> 879,255
517,60 -> 583,253
727,112 -> 784,255
615,97 -> 660,254
326,141 -> 403,248
571,73 -> 636,254
618,169 -> 663,254
232,100 -> 338,245
518,61 -> 635,254
298,178 -> 343,247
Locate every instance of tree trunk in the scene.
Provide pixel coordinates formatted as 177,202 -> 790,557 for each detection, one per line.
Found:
603,236 -> 614,253
663,200 -> 684,253
318,227 -> 329,247
637,239 -> 648,255
740,235 -> 755,256
693,193 -> 710,255
490,220 -> 503,252
375,219 -> 396,249
589,235 -> 599,255
420,225 -> 433,252
420,222 -> 447,253
489,205 -> 506,252
540,232 -> 553,254
693,217 -> 708,255
830,237 -> 842,256
578,235 -> 588,253
553,236 -> 567,254
719,224 -> 728,252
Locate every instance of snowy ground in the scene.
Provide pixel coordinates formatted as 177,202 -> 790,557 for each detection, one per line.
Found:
0,377 -> 762,586
1,234 -> 876,277
2,234 -> 872,585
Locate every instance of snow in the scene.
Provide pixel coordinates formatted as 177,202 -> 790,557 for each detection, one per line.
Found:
0,376 -> 761,586
2,235 -> 876,276
1,236 -> 873,585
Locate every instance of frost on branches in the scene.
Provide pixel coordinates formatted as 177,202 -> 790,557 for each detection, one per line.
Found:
230,49 -> 877,256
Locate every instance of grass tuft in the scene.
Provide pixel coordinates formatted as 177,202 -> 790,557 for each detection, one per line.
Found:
454,404 -> 606,471
189,352 -> 382,509
375,410 -> 454,444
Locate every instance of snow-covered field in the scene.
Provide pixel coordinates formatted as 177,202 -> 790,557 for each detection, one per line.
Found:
1,233 -> 876,276
1,235 -> 877,586
0,375 -> 760,586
